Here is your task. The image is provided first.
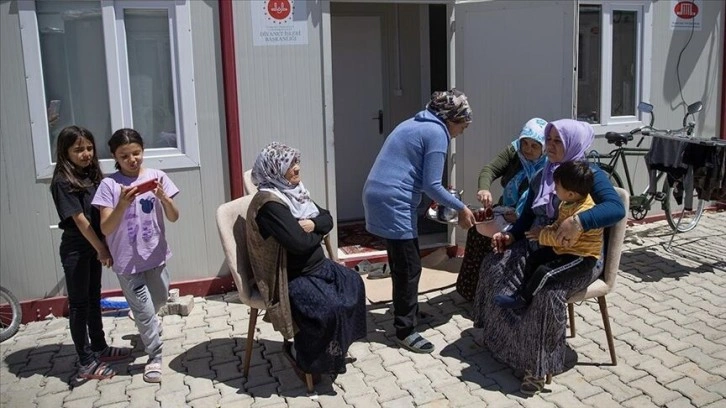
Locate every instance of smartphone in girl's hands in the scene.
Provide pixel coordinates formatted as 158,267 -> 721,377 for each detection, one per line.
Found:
133,178 -> 158,195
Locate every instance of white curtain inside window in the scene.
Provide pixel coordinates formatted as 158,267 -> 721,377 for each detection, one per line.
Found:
125,9 -> 177,150
37,0 -> 112,159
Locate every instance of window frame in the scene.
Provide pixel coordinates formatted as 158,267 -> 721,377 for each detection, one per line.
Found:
578,1 -> 652,133
18,0 -> 199,179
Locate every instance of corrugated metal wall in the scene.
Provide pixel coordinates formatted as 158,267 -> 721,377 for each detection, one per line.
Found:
0,0 -> 228,300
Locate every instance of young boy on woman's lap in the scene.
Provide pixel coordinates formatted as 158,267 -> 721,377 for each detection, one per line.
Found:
494,160 -> 603,309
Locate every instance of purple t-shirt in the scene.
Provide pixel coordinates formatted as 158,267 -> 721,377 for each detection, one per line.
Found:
92,168 -> 179,275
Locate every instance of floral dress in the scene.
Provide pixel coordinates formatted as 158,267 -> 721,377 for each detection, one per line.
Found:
472,204 -> 602,378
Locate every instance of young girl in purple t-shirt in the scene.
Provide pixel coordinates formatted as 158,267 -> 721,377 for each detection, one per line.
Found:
92,128 -> 180,383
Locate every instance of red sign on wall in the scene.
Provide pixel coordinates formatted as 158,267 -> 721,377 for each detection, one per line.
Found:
674,1 -> 699,19
670,0 -> 702,31
267,0 -> 292,21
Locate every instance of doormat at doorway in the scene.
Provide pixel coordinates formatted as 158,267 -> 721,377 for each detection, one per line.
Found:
338,217 -> 447,255
338,223 -> 386,255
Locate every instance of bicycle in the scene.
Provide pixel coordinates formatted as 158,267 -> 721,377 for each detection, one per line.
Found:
0,285 -> 22,342
587,101 -> 706,233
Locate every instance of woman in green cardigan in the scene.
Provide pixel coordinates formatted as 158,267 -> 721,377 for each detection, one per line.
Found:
456,118 -> 547,301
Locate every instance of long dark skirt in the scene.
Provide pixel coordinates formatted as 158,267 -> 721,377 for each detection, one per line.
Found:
473,239 -> 601,378
456,227 -> 493,301
288,259 -> 367,374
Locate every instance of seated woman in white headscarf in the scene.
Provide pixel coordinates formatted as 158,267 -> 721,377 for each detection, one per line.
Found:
246,142 -> 367,380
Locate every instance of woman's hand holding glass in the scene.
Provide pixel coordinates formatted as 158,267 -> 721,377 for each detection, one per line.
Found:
476,189 -> 493,207
491,232 -> 514,253
458,206 -> 476,230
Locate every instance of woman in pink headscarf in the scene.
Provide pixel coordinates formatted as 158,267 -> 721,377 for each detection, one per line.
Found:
472,119 -> 625,395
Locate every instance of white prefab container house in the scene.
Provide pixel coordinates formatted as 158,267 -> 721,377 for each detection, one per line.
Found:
1,0 -> 723,316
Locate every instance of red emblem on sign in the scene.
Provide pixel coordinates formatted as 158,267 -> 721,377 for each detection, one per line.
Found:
674,1 -> 698,19
267,0 -> 292,21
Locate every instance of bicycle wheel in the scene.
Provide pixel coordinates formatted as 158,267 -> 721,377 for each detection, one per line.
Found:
0,286 -> 22,342
594,163 -> 625,188
663,180 -> 705,233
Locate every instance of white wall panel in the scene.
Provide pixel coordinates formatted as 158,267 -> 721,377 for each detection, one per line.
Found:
1,1 -> 228,299
0,1 -> 60,300
453,1 -> 576,205
188,0 -> 228,279
648,0 -> 722,138
589,1 -> 723,207
233,1 -> 328,204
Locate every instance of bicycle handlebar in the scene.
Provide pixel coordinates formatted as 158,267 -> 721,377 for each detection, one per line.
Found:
640,125 -> 693,138
600,100 -> 701,146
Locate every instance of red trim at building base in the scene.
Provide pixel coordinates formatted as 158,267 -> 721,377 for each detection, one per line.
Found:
17,275 -> 236,324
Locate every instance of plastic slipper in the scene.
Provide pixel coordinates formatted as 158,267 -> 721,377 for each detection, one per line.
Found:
143,361 -> 162,383
395,332 -> 435,354
97,346 -> 132,362
78,360 -> 115,380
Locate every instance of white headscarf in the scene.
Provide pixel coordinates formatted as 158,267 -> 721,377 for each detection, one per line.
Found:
251,142 -> 320,219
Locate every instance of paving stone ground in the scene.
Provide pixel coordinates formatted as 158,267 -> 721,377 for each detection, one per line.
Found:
1,211 -> 725,407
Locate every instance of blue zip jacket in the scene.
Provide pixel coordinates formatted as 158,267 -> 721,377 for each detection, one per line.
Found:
362,109 -> 466,240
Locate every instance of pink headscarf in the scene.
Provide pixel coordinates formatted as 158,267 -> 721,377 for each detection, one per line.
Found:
532,119 -> 594,217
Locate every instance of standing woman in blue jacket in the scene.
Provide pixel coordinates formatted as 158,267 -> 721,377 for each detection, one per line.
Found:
362,89 -> 476,353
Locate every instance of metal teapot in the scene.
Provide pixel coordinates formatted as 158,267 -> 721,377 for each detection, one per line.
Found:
436,187 -> 463,222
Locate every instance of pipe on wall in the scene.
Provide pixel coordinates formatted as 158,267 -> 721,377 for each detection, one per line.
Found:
219,0 -> 244,198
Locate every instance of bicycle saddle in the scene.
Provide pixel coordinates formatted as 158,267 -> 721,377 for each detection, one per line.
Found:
605,131 -> 633,146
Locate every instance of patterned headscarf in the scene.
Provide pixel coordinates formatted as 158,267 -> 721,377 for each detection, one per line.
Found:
532,119 -> 594,218
251,142 -> 319,219
501,117 -> 548,216
426,89 -> 473,123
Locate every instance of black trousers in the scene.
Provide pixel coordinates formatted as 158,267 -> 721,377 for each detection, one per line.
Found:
60,241 -> 107,365
519,246 -> 597,303
384,238 -> 421,340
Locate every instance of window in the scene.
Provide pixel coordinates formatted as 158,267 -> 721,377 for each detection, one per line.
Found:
19,0 -> 199,178
577,2 -> 652,127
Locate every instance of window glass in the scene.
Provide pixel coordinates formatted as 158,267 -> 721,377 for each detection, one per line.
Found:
125,9 -> 177,149
37,0 -> 112,159
577,5 -> 601,124
611,10 -> 637,117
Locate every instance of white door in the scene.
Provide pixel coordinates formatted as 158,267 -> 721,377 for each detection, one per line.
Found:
452,0 -> 577,205
331,15 -> 385,222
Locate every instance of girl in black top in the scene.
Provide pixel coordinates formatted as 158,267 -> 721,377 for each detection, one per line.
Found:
50,126 -> 130,380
